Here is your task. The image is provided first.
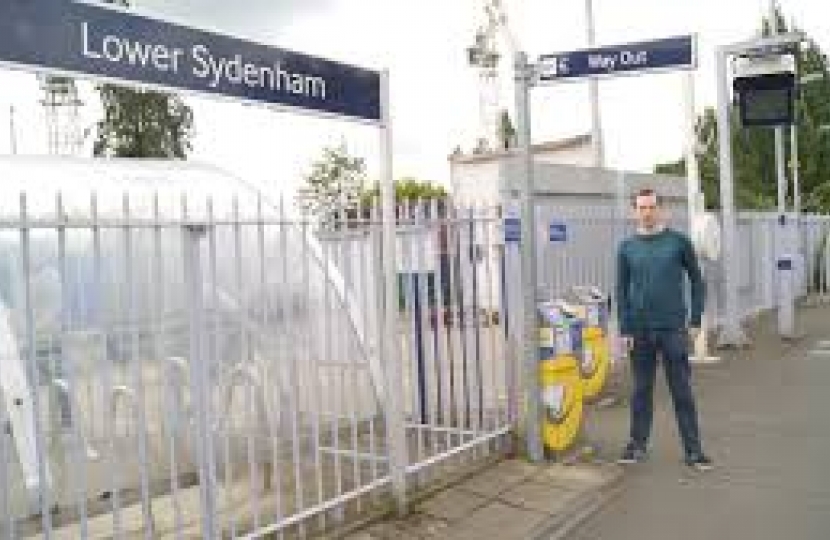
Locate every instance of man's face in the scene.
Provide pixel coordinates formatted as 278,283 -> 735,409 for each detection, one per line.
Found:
633,193 -> 661,231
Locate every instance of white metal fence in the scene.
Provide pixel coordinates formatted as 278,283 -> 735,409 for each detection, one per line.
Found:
2,190 -> 827,539
531,203 -> 830,327
0,195 -> 512,539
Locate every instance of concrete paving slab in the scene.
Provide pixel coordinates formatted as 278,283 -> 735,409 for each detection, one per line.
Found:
499,480 -> 583,515
535,464 -> 618,491
442,501 -> 548,540
416,488 -> 490,522
454,460 -> 539,497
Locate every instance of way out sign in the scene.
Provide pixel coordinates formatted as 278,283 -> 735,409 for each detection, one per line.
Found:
0,0 -> 381,122
538,35 -> 695,82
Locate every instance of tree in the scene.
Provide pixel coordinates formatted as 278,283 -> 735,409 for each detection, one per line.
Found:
497,109 -> 517,150
296,142 -> 368,223
93,0 -> 194,158
360,177 -> 449,208
655,11 -> 830,212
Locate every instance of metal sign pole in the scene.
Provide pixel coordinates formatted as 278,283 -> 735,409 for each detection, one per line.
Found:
377,70 -> 408,515
584,0 -> 604,167
768,0 -> 796,339
715,47 -> 749,347
513,51 -> 544,462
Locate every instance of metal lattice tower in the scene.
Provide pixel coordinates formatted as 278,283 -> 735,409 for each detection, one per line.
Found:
39,75 -> 84,156
467,0 -> 519,151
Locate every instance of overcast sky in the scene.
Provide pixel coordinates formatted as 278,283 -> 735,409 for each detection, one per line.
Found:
1,0 -> 828,199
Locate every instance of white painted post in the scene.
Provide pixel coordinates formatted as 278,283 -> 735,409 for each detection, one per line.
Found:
513,51 -> 544,462
715,47 -> 749,347
775,128 -> 795,337
182,223 -> 219,539
585,0 -> 604,167
378,69 -> 408,515
768,0 -> 796,339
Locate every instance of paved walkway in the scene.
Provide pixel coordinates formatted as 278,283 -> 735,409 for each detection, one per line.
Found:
339,459 -> 621,540
566,303 -> 830,540
340,303 -> 830,540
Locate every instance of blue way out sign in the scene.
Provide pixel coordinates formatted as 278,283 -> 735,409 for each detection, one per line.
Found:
538,35 -> 695,82
0,0 -> 381,122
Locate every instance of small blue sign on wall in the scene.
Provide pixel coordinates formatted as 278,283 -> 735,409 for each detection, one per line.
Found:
549,221 -> 567,243
777,258 -> 793,271
504,217 -> 521,243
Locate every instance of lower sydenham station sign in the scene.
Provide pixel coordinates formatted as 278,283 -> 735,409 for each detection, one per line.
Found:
1,0 -> 381,122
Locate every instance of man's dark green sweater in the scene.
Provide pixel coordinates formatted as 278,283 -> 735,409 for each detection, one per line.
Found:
616,228 -> 704,335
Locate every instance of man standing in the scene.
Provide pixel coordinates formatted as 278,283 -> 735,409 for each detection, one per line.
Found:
616,188 -> 713,471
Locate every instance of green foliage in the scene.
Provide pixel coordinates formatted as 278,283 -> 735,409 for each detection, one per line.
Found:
655,11 -> 830,212
94,85 -> 194,158
360,177 -> 449,207
497,109 -> 517,150
296,142 -> 368,222
93,0 -> 194,159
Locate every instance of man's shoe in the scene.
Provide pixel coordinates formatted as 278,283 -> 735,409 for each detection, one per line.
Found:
685,454 -> 714,471
617,443 -> 647,465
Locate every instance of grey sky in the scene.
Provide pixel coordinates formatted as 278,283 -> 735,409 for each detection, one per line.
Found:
134,0 -> 334,40
1,0 -> 829,199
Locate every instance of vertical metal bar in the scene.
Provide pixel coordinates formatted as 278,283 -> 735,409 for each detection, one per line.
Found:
90,194 -> 120,538
715,46 -> 748,346
0,401 -> 12,539
231,198 -> 261,532
320,211 -> 344,514
398,200 -> 417,456
414,200 -> 437,463
407,199 -> 427,473
480,205 -> 501,433
584,0 -> 604,167
378,69 -> 407,514
56,193 -> 89,537
153,194 -> 183,540
453,204 -> 472,447
466,204 -> 482,451
824,217 -> 830,297
257,196 -> 283,535
469,205 -> 484,445
363,202 -> 380,502
336,210 -> 362,510
279,198 -> 306,538
203,199 -> 233,537
443,205 -> 463,451
300,213 -> 326,532
182,199 -> 218,540
123,194 -> 157,539
430,200 -> 451,454
19,194 -> 53,538
514,51 -> 543,461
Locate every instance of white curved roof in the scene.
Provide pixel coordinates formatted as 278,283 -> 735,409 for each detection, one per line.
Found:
0,156 -> 382,399
0,156 -> 274,220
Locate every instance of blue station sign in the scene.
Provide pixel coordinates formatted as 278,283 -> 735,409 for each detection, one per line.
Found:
0,0 -> 381,122
538,35 -> 696,82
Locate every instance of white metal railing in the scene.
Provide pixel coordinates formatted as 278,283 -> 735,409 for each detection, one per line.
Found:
0,194 -> 512,539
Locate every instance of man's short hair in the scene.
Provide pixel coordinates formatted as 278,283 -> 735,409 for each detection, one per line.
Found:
632,188 -> 662,208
